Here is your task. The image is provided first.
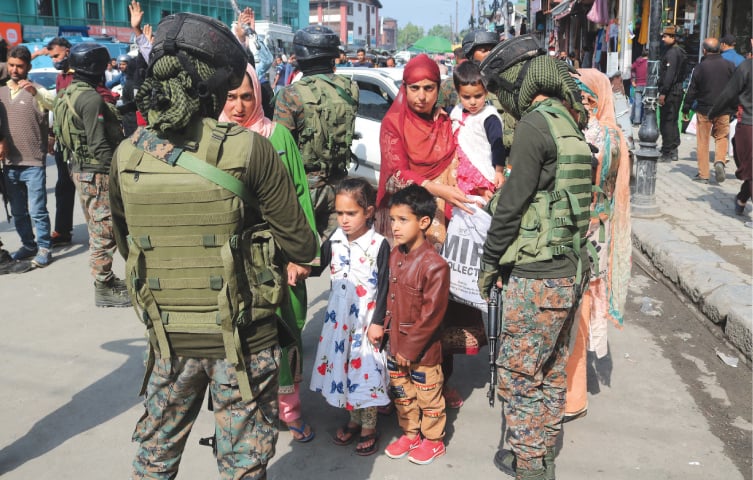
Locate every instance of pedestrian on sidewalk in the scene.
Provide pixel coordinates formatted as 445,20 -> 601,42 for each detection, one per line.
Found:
0,45 -> 55,268
219,63 -> 319,444
682,37 -> 736,184
709,38 -> 753,220
631,47 -> 648,125
312,179 -> 390,456
374,185 -> 449,465
658,25 -> 687,162
720,34 -> 745,68
565,68 -> 632,422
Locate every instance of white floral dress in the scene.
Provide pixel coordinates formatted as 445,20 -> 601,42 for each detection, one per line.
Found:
310,227 -> 390,409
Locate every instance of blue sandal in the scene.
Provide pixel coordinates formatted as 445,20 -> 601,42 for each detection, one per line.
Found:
288,421 -> 315,443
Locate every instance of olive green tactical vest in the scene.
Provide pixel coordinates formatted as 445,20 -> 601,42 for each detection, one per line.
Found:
489,99 -> 593,278
116,120 -> 284,401
53,81 -> 122,167
294,74 -> 358,175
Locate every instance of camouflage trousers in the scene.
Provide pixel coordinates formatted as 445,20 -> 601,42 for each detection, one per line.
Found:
72,172 -> 115,283
131,345 -> 281,480
497,275 -> 578,471
388,359 -> 446,441
308,173 -> 345,242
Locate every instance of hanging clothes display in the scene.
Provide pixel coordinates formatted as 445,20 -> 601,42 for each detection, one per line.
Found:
588,0 -> 609,25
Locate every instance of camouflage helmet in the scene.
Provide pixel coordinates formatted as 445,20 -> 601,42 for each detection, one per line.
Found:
294,25 -> 341,62
69,43 -> 110,76
462,29 -> 500,59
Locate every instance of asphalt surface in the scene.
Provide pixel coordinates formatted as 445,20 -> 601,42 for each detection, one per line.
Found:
1,130 -> 751,479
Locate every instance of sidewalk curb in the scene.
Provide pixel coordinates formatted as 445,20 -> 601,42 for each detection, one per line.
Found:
632,218 -> 752,360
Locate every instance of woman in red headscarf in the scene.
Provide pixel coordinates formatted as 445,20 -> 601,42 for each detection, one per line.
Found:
376,54 -> 486,410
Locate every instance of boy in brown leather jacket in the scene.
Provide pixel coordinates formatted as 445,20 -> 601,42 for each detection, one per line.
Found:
367,184 -> 449,465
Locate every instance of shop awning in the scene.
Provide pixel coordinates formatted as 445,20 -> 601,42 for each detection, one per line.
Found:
551,0 -> 576,20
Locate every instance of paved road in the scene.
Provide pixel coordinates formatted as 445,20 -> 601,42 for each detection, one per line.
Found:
0,151 -> 750,479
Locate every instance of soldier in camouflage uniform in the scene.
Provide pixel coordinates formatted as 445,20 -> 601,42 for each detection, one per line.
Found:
53,43 -> 130,307
273,25 -> 358,241
109,13 -> 317,480
477,36 -> 592,480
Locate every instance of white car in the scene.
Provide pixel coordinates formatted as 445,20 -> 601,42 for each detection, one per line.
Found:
336,67 -> 403,184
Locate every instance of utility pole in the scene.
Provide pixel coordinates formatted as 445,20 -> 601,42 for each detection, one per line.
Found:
632,0 -> 663,217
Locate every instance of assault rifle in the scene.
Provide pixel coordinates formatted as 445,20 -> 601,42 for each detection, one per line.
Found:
487,286 -> 501,407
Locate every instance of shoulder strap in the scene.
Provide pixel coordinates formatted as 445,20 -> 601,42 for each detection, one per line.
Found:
314,74 -> 357,107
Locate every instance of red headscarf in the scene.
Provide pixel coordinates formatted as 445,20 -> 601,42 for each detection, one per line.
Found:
377,54 -> 456,206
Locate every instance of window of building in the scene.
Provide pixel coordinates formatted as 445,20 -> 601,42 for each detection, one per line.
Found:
348,22 -> 354,32
359,3 -> 362,11
358,26 -> 362,35
37,0 -> 53,16
85,2 -> 99,19
347,4 -> 353,15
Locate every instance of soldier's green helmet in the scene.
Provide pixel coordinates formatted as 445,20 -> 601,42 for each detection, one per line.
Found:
462,29 -> 500,60
293,25 -> 341,62
69,43 -> 110,76
148,12 -> 249,91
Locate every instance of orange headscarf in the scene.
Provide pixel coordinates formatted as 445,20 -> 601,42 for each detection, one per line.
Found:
218,64 -> 275,138
377,54 -> 456,206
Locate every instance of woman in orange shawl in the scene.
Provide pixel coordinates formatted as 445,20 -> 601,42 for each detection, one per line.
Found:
564,68 -> 632,420
377,54 -> 486,409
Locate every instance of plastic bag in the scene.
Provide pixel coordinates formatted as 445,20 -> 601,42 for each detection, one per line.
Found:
441,197 -> 491,311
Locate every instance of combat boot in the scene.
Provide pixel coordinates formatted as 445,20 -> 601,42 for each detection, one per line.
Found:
543,447 -> 556,480
95,278 -> 132,307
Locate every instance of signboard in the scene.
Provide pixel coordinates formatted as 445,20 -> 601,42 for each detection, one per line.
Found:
0,22 -> 23,45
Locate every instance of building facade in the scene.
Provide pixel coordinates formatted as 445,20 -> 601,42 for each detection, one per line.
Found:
309,0 -> 383,50
1,0 -> 309,43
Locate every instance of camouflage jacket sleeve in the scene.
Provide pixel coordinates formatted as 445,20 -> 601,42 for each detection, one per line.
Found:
272,86 -> 304,142
438,77 -> 458,113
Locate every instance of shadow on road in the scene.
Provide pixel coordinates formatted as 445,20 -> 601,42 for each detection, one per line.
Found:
0,338 -> 144,475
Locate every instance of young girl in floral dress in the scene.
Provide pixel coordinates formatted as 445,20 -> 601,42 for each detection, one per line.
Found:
310,178 -> 391,456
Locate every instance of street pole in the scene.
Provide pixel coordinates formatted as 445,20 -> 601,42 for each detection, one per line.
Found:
631,0 -> 662,217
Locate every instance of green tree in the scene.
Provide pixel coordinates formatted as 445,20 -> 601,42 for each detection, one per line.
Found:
397,23 -> 424,49
427,24 -> 453,42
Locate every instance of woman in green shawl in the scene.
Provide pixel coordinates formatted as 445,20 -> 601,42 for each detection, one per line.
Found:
220,64 -> 318,443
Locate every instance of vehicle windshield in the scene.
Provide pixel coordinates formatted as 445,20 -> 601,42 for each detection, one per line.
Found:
28,71 -> 57,91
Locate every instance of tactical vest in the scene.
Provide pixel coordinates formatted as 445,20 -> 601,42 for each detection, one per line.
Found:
487,92 -> 517,151
488,100 -> 594,281
116,121 -> 284,401
293,74 -> 358,175
53,81 -> 122,167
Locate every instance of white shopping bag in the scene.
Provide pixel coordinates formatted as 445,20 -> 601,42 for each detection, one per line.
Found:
685,113 -> 697,135
729,118 -> 737,157
441,197 -> 491,311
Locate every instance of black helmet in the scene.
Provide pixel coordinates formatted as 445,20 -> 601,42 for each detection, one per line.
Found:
462,29 -> 500,59
149,12 -> 248,90
69,43 -> 110,76
479,34 -> 545,95
293,25 -> 340,62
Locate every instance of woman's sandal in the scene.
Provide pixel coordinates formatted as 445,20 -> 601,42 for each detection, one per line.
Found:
332,424 -> 361,446
288,421 -> 315,443
355,431 -> 380,456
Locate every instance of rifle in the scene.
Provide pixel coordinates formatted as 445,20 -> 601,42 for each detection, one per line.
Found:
487,286 -> 501,407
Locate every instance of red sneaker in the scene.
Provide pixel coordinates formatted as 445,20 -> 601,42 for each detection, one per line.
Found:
443,386 -> 464,409
384,434 -> 421,459
408,438 -> 446,465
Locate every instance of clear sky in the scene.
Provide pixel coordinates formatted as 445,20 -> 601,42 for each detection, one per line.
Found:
379,0 -> 472,33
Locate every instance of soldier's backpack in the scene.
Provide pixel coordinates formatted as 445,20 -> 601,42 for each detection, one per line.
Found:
116,121 -> 285,401
292,74 -> 358,175
53,81 -> 122,167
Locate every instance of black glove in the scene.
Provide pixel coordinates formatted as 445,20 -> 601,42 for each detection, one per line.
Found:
477,262 -> 500,302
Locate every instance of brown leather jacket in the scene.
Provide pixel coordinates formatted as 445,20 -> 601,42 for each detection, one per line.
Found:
385,241 -> 449,366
